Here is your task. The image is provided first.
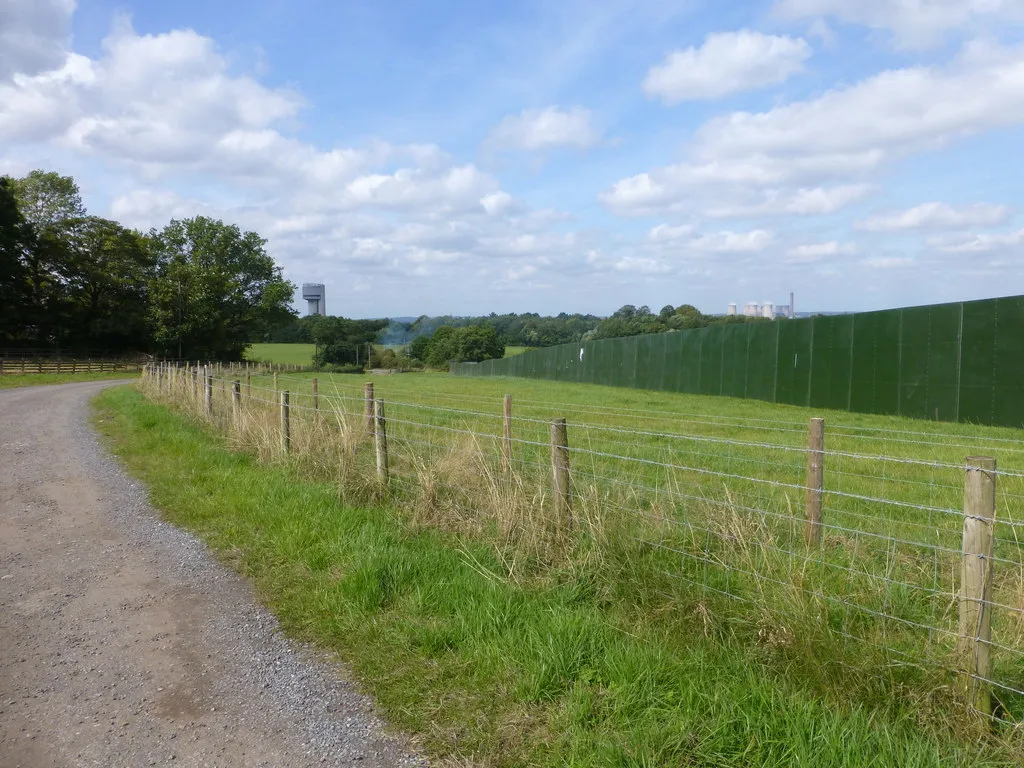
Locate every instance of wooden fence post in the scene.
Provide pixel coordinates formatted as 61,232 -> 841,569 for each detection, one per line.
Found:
204,369 -> 213,416
273,371 -> 279,395
280,390 -> 291,454
246,373 -> 251,398
959,456 -> 996,717
805,417 -> 825,545
550,418 -> 572,527
364,382 -> 375,435
374,398 -> 389,486
312,377 -> 319,410
502,394 -> 513,472
232,380 -> 241,421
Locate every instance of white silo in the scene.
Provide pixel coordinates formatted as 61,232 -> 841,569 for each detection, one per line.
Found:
762,302 -> 774,319
727,303 -> 737,316
744,302 -> 760,317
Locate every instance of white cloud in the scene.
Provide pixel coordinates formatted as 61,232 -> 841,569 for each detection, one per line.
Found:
109,189 -> 212,225
0,18 -> 307,177
705,184 -> 873,217
775,0 -> 1024,49
480,191 -> 514,215
643,225 -> 775,254
689,229 -> 775,253
614,256 -> 673,274
486,106 -> 600,151
693,43 -> 1024,166
928,228 -> 1024,253
605,41 -> 1024,219
504,263 -> 539,281
643,30 -> 811,102
0,16 -> 615,303
786,241 -> 857,262
863,255 -> 915,268
0,0 -> 74,81
647,223 -> 696,241
857,202 -> 1011,231
339,165 -> 496,212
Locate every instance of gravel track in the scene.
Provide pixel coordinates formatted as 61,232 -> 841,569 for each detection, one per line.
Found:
0,381 -> 425,768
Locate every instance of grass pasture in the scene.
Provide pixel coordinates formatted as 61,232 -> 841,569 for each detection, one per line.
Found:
244,342 -> 315,366
109,368 -> 1024,765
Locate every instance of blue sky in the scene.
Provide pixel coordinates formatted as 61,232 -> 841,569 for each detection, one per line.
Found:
3,1 -> 1024,318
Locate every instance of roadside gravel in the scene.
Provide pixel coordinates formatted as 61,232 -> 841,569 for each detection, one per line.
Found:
0,381 -> 426,768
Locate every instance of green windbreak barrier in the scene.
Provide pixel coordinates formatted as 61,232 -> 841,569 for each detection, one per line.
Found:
451,295 -> 1024,428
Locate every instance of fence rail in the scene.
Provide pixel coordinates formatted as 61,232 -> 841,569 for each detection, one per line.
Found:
141,362 -> 1024,725
0,357 -> 146,375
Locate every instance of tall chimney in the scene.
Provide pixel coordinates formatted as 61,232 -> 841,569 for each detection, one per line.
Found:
790,291 -> 795,319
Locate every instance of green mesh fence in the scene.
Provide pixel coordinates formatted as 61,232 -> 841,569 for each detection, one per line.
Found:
451,295 -> 1024,428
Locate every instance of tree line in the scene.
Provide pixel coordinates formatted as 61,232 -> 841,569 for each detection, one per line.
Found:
4,168 -> 772,367
265,303 -> 767,361
1,170 -> 294,359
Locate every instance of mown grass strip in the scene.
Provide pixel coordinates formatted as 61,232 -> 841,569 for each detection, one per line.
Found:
1,371 -> 140,390
92,385 -> 1019,767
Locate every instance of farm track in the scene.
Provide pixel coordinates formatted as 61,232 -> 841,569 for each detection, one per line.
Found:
0,381 -> 422,768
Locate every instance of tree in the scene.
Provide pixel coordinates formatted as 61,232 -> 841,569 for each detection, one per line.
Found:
11,170 -> 86,233
61,217 -> 156,351
426,326 -> 458,368
0,178 -> 33,345
9,170 -> 87,346
408,334 -> 431,363
310,316 -> 389,368
149,217 -> 295,359
457,324 -> 504,362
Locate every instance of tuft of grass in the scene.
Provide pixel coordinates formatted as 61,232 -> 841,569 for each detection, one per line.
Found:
93,383 -> 1024,767
0,371 -> 139,389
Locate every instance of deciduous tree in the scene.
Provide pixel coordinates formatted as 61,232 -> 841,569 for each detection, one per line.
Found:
149,216 -> 295,359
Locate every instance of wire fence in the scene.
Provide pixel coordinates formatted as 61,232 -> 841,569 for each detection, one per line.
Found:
143,361 -> 1024,725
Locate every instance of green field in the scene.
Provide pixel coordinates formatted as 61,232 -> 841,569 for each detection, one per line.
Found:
0,371 -> 140,389
244,343 -> 315,366
99,370 -> 1024,766
504,345 -> 531,357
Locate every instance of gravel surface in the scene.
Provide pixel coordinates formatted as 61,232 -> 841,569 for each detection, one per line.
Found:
0,381 -> 426,768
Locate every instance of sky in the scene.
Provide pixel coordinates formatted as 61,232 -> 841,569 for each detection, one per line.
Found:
3,1 -> 1024,318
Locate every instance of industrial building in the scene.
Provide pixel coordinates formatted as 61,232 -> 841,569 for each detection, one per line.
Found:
728,292 -> 794,319
302,283 -> 326,316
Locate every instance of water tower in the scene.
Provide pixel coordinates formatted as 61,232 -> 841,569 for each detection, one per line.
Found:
302,283 -> 326,316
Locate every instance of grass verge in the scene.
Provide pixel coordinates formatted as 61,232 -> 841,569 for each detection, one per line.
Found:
92,383 -> 1021,767
1,371 -> 139,389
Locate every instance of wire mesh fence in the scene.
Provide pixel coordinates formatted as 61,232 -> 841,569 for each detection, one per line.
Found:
143,361 -> 1024,725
